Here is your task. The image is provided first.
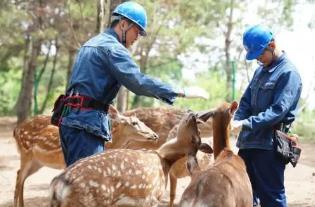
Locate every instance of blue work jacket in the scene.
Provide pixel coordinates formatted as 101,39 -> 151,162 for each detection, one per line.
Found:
61,28 -> 178,141
235,53 -> 302,150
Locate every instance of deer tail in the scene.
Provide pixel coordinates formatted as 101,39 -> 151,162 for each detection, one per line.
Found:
49,173 -> 71,207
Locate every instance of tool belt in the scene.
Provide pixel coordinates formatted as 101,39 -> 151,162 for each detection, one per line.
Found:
273,123 -> 301,167
51,94 -> 109,126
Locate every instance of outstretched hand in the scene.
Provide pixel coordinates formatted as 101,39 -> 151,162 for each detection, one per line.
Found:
179,87 -> 209,100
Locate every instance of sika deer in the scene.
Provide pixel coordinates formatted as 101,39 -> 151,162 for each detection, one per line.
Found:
123,107 -> 213,149
179,101 -> 252,207
127,107 -> 215,207
125,107 -> 215,207
49,112 -> 213,207
13,106 -> 158,207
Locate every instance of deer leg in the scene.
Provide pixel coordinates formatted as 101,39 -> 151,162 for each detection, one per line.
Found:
16,158 -> 42,207
14,153 -> 32,207
169,172 -> 177,207
14,169 -> 21,207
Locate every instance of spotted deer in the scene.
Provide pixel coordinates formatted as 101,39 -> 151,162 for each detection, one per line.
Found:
49,112 -> 213,207
123,107 -> 213,149
13,106 -> 158,207
125,107 -> 215,207
126,107 -> 215,207
179,101 -> 253,207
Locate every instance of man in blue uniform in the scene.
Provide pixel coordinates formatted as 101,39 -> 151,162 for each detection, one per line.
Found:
58,2 -> 206,166
232,25 -> 302,207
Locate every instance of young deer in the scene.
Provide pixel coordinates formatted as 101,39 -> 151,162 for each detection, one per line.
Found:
179,101 -> 252,207
49,112 -> 213,207
168,137 -> 213,207
125,107 -> 215,207
13,106 -> 158,207
123,107 -> 213,149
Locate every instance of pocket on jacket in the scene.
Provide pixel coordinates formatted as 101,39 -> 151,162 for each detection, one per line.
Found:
258,81 -> 276,106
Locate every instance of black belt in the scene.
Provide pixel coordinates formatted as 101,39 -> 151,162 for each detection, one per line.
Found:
65,95 -> 109,112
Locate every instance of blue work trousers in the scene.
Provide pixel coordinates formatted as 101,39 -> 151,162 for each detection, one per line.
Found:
238,149 -> 287,207
59,125 -> 105,166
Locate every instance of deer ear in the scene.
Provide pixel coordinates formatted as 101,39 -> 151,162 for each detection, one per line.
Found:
108,105 -> 119,119
197,110 -> 215,122
196,119 -> 205,124
199,143 -> 213,154
230,101 -> 238,114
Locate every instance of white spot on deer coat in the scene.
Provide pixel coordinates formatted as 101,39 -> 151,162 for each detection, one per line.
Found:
125,181 -> 130,187
111,164 -> 117,171
120,162 -> 125,170
101,184 -> 106,190
116,182 -> 122,189
89,180 -> 99,188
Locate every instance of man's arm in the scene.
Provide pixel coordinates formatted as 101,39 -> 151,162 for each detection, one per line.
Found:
107,46 -> 178,104
234,84 -> 252,121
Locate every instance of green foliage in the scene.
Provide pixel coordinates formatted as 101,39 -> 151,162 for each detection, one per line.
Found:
292,108 -> 315,140
0,0 -> 306,117
256,0 -> 297,29
0,67 -> 21,115
174,70 -> 228,111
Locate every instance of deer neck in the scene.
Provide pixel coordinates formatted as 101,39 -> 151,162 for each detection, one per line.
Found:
156,139 -> 186,170
105,123 -> 121,149
213,123 -> 231,159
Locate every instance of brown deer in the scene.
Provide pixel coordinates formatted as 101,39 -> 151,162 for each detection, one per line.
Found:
179,101 -> 253,207
166,110 -> 215,207
123,107 -> 213,149
168,138 -> 213,207
125,107 -> 215,207
13,106 -> 158,207
13,106 -> 213,207
49,112 -> 213,207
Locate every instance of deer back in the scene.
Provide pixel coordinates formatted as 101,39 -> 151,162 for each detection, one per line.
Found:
50,149 -> 166,207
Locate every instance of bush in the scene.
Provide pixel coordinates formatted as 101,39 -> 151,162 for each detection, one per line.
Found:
291,108 -> 315,141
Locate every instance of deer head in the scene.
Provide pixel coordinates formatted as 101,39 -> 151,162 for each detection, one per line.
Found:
107,105 -> 158,149
158,112 -> 213,164
195,101 -> 238,159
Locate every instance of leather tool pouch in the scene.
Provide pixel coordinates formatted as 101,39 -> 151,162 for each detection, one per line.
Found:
51,94 -> 67,126
274,130 -> 301,167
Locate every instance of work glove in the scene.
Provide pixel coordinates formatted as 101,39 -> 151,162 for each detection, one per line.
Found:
178,86 -> 209,100
231,119 -> 244,131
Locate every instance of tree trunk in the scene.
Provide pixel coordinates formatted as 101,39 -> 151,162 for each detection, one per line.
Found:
39,38 -> 60,114
16,38 -> 41,124
109,0 -> 128,25
116,86 -> 128,112
66,48 -> 76,91
34,41 -> 52,115
224,0 -> 234,102
111,0 -> 129,112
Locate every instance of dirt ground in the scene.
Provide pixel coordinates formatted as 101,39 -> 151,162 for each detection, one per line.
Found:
0,117 -> 314,207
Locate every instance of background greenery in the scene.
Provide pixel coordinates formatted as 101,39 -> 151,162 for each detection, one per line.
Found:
0,0 -> 314,139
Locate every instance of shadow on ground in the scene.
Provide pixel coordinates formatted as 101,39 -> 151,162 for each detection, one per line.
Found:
0,196 -> 49,207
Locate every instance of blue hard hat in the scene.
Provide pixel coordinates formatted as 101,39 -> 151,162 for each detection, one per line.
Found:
243,25 -> 273,60
112,1 -> 147,36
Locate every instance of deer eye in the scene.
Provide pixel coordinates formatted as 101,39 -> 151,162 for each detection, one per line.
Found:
131,121 -> 138,126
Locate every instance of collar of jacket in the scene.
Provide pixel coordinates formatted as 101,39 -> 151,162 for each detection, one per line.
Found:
264,51 -> 287,73
104,28 -> 120,42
